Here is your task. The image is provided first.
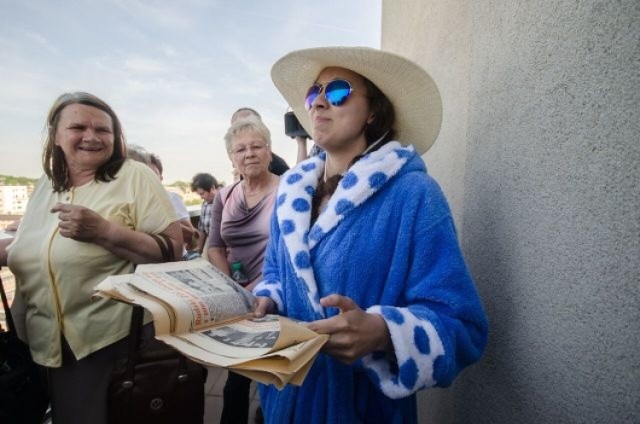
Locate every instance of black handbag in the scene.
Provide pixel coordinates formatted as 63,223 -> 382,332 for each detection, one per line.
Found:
0,274 -> 49,424
107,233 -> 207,424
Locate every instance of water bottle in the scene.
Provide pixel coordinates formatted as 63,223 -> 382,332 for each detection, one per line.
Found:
230,261 -> 249,285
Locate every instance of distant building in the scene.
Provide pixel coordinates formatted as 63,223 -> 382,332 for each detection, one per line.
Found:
0,186 -> 30,214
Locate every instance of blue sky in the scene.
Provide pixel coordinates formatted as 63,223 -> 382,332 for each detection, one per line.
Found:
0,0 -> 381,183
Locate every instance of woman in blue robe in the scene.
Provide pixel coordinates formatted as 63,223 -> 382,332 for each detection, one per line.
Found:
252,46 -> 489,424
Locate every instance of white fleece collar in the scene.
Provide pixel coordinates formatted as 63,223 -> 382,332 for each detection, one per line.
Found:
275,141 -> 413,317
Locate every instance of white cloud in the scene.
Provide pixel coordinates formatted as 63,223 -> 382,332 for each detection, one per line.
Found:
24,31 -> 59,55
124,56 -> 170,73
223,40 -> 270,79
160,44 -> 180,58
110,0 -> 197,30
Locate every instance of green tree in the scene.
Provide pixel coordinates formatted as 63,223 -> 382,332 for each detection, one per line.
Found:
0,175 -> 38,186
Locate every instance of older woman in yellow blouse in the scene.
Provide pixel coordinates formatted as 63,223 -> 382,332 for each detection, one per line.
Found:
0,92 -> 182,424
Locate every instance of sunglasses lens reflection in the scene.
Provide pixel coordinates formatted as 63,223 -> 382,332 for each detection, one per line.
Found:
305,85 -> 321,110
304,79 -> 353,110
325,79 -> 352,106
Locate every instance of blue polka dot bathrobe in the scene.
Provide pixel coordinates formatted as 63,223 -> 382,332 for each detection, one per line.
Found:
253,141 -> 488,424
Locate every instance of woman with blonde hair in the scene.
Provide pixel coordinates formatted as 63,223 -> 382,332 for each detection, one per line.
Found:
208,117 -> 279,423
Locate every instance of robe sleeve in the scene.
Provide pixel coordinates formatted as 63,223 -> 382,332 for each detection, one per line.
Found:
362,184 -> 488,399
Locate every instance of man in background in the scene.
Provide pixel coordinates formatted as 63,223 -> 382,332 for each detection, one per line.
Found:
190,173 -> 221,254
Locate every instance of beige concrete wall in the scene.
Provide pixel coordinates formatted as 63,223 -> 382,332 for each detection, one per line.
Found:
382,1 -> 639,423
382,1 -> 473,229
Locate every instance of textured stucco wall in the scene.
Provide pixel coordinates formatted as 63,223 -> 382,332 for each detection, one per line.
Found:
382,1 -> 639,422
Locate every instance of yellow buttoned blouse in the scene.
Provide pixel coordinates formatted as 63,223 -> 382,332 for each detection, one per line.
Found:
7,160 -> 178,367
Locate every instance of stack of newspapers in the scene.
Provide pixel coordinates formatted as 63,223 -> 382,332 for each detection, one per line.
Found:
94,259 -> 327,389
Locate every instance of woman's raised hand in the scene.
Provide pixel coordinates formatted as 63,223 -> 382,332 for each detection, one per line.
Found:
51,202 -> 110,242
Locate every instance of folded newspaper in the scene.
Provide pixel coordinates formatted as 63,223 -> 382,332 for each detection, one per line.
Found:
94,259 -> 328,389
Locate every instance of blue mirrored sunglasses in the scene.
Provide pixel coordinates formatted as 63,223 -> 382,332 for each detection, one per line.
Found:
304,79 -> 353,110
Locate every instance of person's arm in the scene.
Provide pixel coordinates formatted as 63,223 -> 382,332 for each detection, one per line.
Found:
360,179 -> 487,398
10,284 -> 27,341
179,218 -> 195,246
205,190 -> 229,274
295,136 -> 309,164
193,228 -> 205,253
168,192 -> 194,245
195,202 -> 209,253
50,202 -> 182,264
207,246 -> 230,276
5,219 -> 20,231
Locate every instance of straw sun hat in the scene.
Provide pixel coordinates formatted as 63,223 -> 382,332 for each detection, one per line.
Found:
271,46 -> 442,154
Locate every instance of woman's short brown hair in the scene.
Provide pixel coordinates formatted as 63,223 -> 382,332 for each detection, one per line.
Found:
42,92 -> 127,192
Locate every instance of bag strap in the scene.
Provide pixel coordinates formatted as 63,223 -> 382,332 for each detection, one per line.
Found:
124,305 -> 190,382
121,234 -> 188,382
0,274 -> 16,333
124,305 -> 144,381
122,233 -> 171,380
123,232 -> 174,366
